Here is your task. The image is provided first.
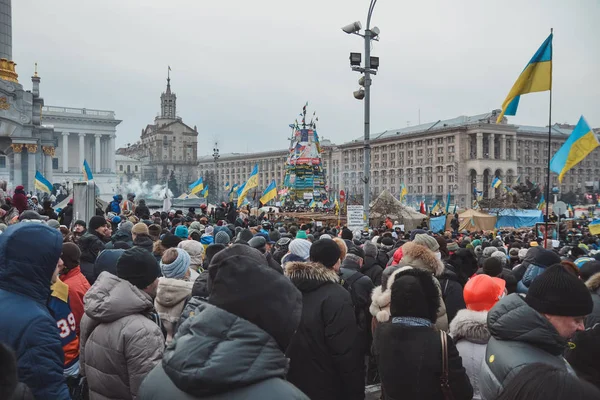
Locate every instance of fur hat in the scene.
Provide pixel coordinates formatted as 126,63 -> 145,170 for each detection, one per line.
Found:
482,246 -> 498,259
491,250 -> 508,267
390,267 -> 441,322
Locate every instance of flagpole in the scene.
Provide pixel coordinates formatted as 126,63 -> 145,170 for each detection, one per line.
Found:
544,27 -> 553,248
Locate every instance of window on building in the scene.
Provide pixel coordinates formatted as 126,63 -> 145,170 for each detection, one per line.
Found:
120,165 -> 124,171
438,185 -> 444,193
135,165 -> 138,172
427,186 -> 432,193
437,156 -> 444,163
52,158 -> 58,170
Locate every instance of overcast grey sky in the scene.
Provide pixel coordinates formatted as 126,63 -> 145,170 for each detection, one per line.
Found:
13,0 -> 600,156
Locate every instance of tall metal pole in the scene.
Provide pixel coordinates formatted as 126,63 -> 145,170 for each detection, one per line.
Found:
363,28 -> 371,225
543,28 -> 553,248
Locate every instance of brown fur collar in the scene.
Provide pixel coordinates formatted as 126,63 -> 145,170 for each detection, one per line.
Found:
397,241 -> 445,276
285,261 -> 339,284
586,272 -> 600,293
449,309 -> 490,344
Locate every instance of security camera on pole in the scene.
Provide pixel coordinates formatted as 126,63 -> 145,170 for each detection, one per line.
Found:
342,0 -> 380,227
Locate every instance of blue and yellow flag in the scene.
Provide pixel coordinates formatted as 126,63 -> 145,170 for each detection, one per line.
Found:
200,185 -> 209,199
491,177 -> 502,189
238,164 -> 259,207
34,171 -> 53,194
83,159 -> 93,181
431,199 -> 440,214
400,184 -> 408,202
260,180 -> 277,204
537,195 -> 546,211
224,181 -> 230,191
589,219 -> 600,236
309,199 -> 316,208
445,193 -> 451,214
496,33 -> 553,123
550,116 -> 599,183
189,177 -> 204,194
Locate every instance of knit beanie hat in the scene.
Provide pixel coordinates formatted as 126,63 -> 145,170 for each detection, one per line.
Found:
409,229 -> 427,241
471,239 -> 482,248
531,248 -> 561,268
148,224 -> 162,240
74,220 -> 86,229
518,248 -> 529,261
188,221 -> 202,237
482,257 -> 503,277
482,246 -> 498,259
390,267 -> 441,322
248,236 -> 267,253
362,240 -> 378,258
174,225 -> 189,239
88,216 -> 106,232
289,239 -> 311,261
319,233 -> 332,240
215,230 -> 230,245
160,248 -> 191,279
161,233 -> 182,249
178,240 -> 204,270
205,226 -> 214,236
447,242 -> 459,252
341,228 -> 353,240
474,245 -> 483,258
116,247 -> 161,289
46,219 -> 60,229
236,229 -> 254,244
382,236 -> 394,247
463,274 -> 506,311
491,251 -> 507,267
119,221 -> 133,233
525,265 -> 593,316
413,233 -> 440,252
269,229 -> 281,243
61,242 -> 81,271
580,261 -> 600,282
509,248 -> 520,259
296,230 -> 308,240
132,222 -> 149,236
309,239 -> 341,268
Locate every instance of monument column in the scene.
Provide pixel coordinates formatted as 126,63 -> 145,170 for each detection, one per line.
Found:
26,144 -> 37,192
78,133 -> 86,166
500,134 -> 507,160
476,132 -> 483,159
489,133 -> 495,159
62,132 -> 69,172
95,134 -> 101,173
42,146 -> 55,184
11,143 -> 22,187
109,134 -> 116,173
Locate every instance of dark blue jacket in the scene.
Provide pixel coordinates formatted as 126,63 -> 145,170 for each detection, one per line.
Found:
0,223 -> 70,400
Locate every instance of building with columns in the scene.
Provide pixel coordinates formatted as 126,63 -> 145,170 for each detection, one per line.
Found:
41,106 -> 121,198
0,0 -> 121,199
198,110 -> 599,207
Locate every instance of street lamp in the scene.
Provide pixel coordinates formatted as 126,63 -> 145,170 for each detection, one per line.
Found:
343,0 -> 380,226
212,142 -> 220,202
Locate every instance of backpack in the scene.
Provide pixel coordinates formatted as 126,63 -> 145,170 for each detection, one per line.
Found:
342,271 -> 366,324
110,201 -> 120,214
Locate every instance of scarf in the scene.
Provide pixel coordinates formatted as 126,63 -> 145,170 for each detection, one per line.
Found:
391,316 -> 433,327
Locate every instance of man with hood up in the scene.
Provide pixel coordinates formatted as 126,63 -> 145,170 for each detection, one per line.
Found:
0,223 -> 70,399
139,245 -> 309,399
135,199 -> 150,219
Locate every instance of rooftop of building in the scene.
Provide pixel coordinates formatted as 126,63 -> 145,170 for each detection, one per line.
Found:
42,106 -> 120,122
115,154 -> 141,162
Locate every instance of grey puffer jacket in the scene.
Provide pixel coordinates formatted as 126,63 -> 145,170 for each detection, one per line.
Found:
154,277 -> 193,345
80,272 -> 165,400
479,294 -> 574,400
449,309 -> 491,400
138,302 -> 309,400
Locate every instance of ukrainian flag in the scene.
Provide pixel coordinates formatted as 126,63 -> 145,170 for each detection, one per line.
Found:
537,195 -> 546,211
34,171 -> 53,194
224,181 -> 230,191
589,219 -> 600,236
189,177 -> 204,194
550,116 -> 599,183
260,180 -> 277,204
496,33 -> 553,123
400,184 -> 408,202
491,177 -> 502,189
201,185 -> 209,198
238,164 -> 259,207
309,199 -> 316,208
83,159 -> 93,181
431,200 -> 440,214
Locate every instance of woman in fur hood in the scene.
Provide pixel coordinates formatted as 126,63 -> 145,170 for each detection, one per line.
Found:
449,274 -> 506,400
370,241 -> 450,331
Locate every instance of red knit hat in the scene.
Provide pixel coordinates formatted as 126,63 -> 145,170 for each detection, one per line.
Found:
463,274 -> 506,311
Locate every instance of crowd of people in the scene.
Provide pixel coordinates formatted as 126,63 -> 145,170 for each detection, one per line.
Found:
1,193 -> 600,400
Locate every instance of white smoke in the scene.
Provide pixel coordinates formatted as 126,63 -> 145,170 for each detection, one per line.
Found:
122,178 -> 173,200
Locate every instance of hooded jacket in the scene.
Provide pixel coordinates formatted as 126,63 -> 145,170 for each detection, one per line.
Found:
58,203 -> 73,228
585,272 -> 600,328
78,230 -> 106,283
449,309 -> 491,400
12,187 -> 28,213
285,261 -> 364,400
105,229 -> 133,249
438,263 -> 467,323
0,224 -> 70,399
80,272 -> 164,399
59,266 -> 91,335
135,200 -> 150,219
362,254 -> 383,286
133,233 -> 155,254
395,242 -> 449,330
138,302 -> 309,400
479,294 -> 574,400
154,277 -> 193,345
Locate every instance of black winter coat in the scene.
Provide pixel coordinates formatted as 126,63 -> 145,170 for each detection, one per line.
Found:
78,231 -> 106,284
133,233 -> 155,254
375,322 -> 473,400
135,204 -> 150,219
362,255 -> 384,286
284,261 -> 364,400
58,204 -> 73,228
438,266 -> 466,324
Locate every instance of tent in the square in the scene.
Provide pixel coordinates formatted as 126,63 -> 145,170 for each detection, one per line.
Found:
458,209 -> 497,232
370,190 -> 428,231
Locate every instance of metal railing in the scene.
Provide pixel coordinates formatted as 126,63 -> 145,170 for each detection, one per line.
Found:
42,106 -> 115,119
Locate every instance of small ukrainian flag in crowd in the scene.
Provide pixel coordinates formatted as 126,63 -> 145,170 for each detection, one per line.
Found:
537,195 -> 546,211
34,171 -> 53,194
189,177 -> 204,195
589,219 -> 600,236
200,185 -> 209,198
224,181 -> 230,191
83,159 -> 93,181
260,180 -> 277,205
491,177 -> 502,189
